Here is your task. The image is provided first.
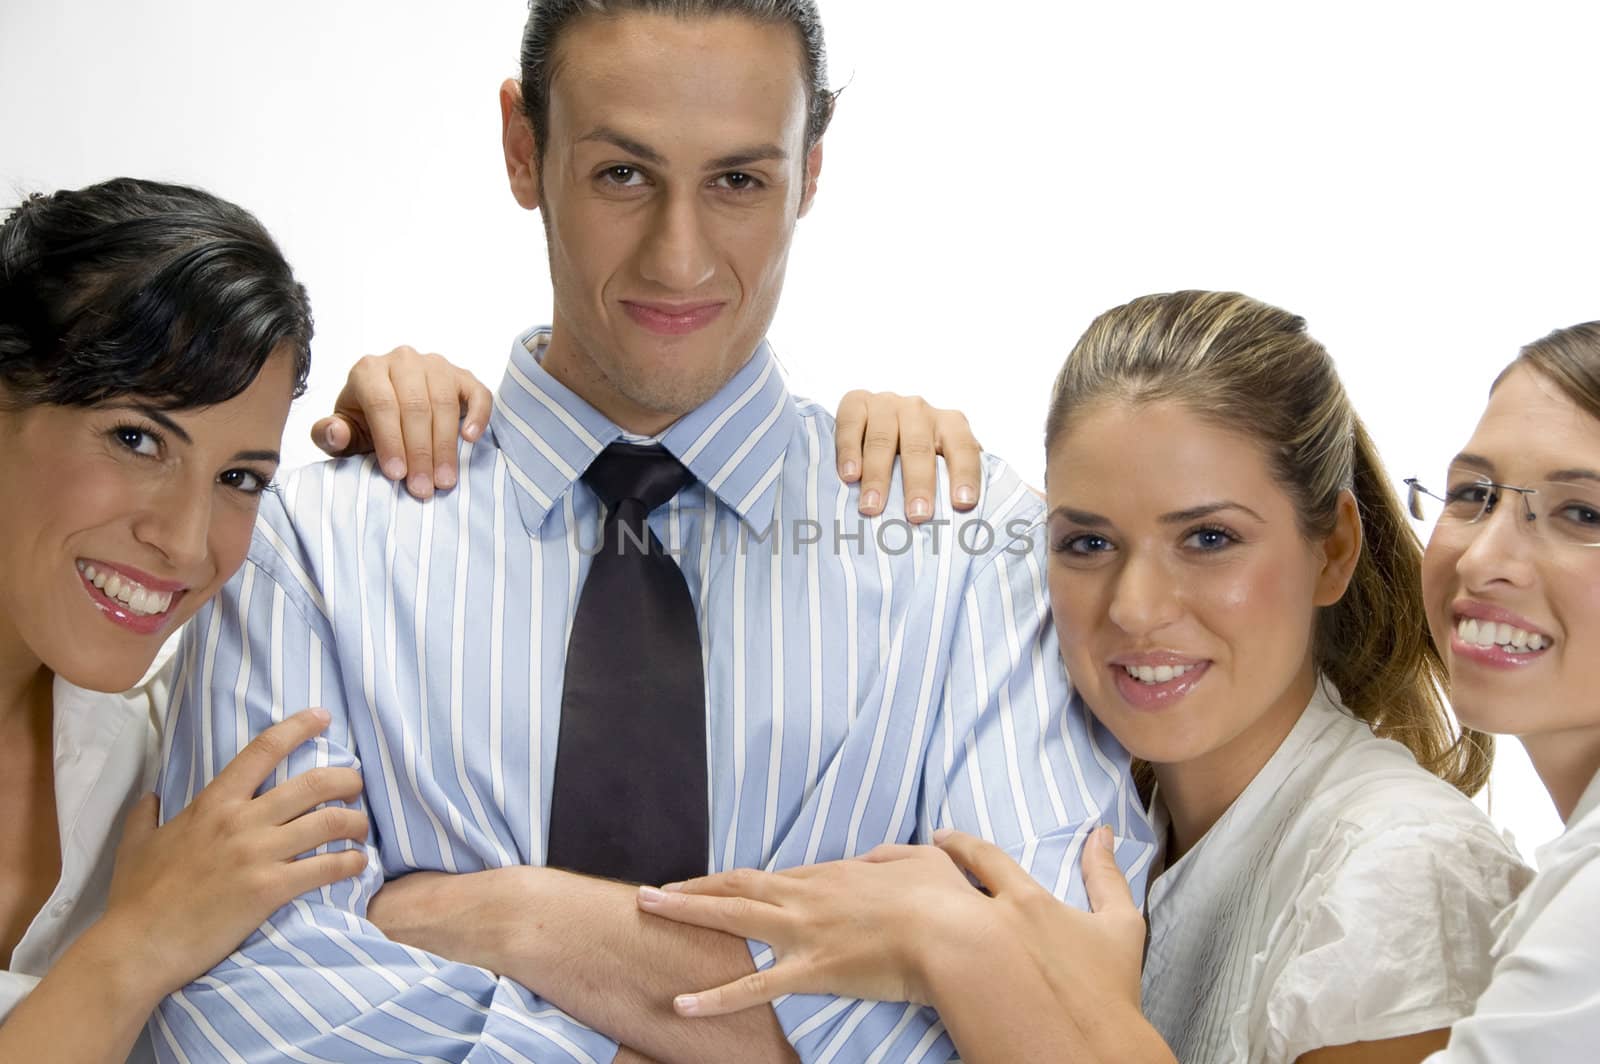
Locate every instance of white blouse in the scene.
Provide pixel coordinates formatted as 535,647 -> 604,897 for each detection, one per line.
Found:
1142,683 -> 1531,1063
0,656 -> 170,1064
1425,765 -> 1600,1062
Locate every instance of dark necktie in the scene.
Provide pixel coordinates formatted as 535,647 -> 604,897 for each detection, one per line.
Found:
545,442 -> 709,884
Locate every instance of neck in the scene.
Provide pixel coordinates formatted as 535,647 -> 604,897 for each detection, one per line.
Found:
0,620 -> 50,731
541,329 -> 683,438
1153,668 -> 1317,860
1521,727 -> 1600,823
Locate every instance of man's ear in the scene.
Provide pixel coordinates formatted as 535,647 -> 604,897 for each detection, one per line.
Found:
1313,490 -> 1363,607
500,79 -> 541,212
797,138 -> 824,218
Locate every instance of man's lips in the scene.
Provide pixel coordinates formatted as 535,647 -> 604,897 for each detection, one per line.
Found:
621,301 -> 726,337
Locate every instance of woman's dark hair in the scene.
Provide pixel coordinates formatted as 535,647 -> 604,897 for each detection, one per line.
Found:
0,177 -> 312,410
519,0 -> 837,162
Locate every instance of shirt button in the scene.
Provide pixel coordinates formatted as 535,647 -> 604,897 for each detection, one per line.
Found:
49,898 -> 74,919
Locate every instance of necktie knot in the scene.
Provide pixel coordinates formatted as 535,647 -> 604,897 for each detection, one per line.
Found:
582,442 -> 693,515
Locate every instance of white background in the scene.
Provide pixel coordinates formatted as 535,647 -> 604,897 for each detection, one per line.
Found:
5,0 -> 1594,858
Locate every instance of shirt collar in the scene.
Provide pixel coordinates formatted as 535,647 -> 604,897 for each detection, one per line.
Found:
491,326 -> 798,533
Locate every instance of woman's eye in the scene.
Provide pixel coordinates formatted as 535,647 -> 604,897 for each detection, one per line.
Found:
112,426 -> 160,458
1058,533 -> 1114,556
1183,527 -> 1237,552
220,468 -> 269,496
1556,502 -> 1600,527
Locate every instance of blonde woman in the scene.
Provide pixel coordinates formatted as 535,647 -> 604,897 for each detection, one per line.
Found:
638,292 -> 1529,1063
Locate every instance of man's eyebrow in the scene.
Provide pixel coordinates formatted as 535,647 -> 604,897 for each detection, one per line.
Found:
707,144 -> 789,170
1159,501 -> 1266,524
577,127 -> 666,165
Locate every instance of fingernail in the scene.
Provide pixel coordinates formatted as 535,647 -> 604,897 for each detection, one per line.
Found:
675,994 -> 700,1016
662,881 -> 685,893
638,885 -> 666,904
463,422 -> 481,441
435,465 -> 456,489
309,707 -> 331,724
954,485 -> 976,506
932,827 -> 953,843
382,458 -> 407,480
841,460 -> 859,480
408,473 -> 434,499
862,489 -> 882,512
1094,825 -> 1114,852
908,497 -> 931,521
324,426 -> 342,450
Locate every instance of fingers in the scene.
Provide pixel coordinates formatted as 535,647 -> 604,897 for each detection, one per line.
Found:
278,848 -> 370,900
891,398 -> 938,524
856,843 -> 929,864
662,866 -> 788,902
675,964 -> 803,1018
934,409 -> 983,511
311,414 -> 357,457
460,372 -> 493,444
424,363 -> 464,494
637,885 -> 788,941
255,765 -> 365,826
384,355 -> 440,500
207,708 -> 332,799
271,805 -> 371,860
932,829 -> 1035,897
857,393 -> 902,518
834,390 -> 870,484
1081,825 -> 1137,917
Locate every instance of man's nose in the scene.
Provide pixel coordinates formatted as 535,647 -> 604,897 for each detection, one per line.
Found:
637,191 -> 717,292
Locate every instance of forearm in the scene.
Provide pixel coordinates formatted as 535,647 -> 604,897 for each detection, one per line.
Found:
924,937 -> 1176,1064
0,918 -> 159,1064
440,867 -> 795,1064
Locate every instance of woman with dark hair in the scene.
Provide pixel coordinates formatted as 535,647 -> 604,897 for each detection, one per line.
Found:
0,176 -> 490,1063
635,292 -> 1530,1063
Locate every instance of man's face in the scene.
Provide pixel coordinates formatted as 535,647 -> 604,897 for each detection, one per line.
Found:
504,14 -> 822,434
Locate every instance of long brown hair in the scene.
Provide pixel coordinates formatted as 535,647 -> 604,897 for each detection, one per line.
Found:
1045,290 -> 1492,795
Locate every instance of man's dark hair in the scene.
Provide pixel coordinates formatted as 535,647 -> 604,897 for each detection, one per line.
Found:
0,177 -> 313,410
519,0 -> 837,161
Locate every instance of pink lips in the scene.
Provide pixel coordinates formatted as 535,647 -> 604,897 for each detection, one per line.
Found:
1109,657 -> 1211,711
621,300 -> 726,337
78,559 -> 186,636
1448,598 -> 1553,671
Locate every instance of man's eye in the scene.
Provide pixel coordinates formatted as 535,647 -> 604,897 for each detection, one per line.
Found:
602,166 -> 645,186
716,172 -> 760,192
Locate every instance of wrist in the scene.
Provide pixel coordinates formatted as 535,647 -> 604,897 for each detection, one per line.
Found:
71,914 -> 169,1015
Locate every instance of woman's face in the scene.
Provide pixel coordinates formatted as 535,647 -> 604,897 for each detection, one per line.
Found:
1421,363 -> 1600,742
0,351 -> 295,692
1045,399 -> 1357,778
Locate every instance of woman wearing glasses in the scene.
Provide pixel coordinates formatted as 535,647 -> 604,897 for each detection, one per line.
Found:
1405,322 -> 1600,1060
632,291 -> 1530,1063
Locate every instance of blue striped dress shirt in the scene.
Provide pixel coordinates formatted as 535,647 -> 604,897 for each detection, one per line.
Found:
153,327 -> 1157,1063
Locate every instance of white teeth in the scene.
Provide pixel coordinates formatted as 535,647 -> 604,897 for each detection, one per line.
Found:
78,563 -> 176,617
1123,663 -> 1196,685
1456,617 -> 1549,654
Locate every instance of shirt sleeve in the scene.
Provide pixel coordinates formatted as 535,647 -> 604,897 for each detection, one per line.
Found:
1262,813 -> 1528,1063
1421,834 -> 1600,1064
752,464 -> 1159,1063
150,550 -> 619,1064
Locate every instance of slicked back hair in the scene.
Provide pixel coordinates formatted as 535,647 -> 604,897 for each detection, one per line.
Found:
519,0 -> 836,161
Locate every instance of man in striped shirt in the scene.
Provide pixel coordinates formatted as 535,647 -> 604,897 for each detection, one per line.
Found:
154,2 -> 1156,1061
